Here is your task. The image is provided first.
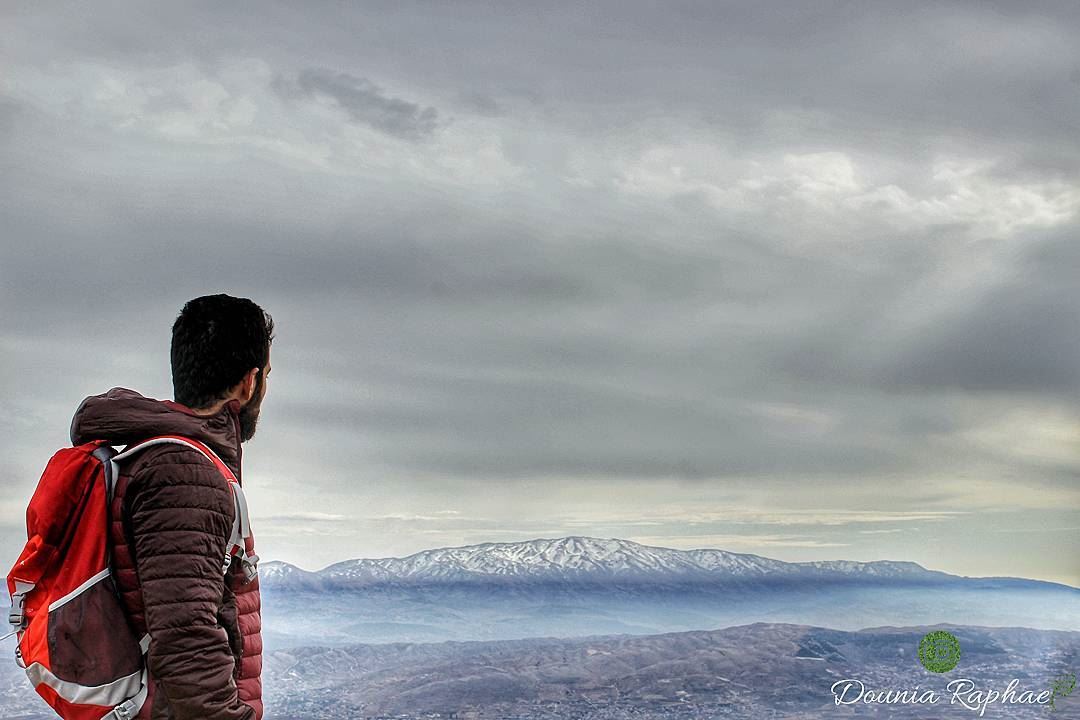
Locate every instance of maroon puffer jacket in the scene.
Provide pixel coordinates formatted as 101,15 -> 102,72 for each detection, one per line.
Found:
70,388 -> 263,720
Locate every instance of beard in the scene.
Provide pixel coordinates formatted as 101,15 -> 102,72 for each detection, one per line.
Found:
238,369 -> 265,443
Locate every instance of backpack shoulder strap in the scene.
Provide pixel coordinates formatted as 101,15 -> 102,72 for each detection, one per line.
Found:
112,435 -> 236,483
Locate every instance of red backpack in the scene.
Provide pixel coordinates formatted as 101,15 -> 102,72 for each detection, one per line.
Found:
5,435 -> 256,720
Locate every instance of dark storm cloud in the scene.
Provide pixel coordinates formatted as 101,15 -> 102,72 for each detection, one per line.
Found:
766,228 -> 1080,398
884,279 -> 1080,395
274,368 -> 913,482
278,68 -> 440,141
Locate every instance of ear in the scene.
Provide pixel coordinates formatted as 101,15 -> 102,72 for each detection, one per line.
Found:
242,366 -> 259,403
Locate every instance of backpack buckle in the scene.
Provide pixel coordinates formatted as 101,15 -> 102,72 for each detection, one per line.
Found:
223,550 -> 259,583
7,582 -> 32,630
241,552 -> 259,583
7,603 -> 24,629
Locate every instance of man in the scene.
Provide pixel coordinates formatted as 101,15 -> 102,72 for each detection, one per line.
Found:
69,294 -> 273,720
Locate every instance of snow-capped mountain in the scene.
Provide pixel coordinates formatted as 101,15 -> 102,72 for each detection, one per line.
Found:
254,535 -> 1079,649
258,535 -> 952,590
257,560 -> 320,585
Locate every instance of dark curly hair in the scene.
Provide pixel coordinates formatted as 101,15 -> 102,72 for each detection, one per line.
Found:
171,294 -> 275,410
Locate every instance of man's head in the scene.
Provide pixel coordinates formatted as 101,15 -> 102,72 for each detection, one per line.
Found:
171,294 -> 275,442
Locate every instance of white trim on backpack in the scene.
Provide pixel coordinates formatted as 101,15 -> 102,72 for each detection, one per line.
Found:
24,661 -> 143,707
48,568 -> 111,612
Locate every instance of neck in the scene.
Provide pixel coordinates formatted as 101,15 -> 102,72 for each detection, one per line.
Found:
190,403 -> 225,416
187,396 -> 241,417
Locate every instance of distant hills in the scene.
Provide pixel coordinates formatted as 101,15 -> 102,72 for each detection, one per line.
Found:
262,622 -> 1080,719
4,620 -> 1075,719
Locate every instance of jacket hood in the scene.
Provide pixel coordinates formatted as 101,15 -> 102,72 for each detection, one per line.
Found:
69,387 -> 243,479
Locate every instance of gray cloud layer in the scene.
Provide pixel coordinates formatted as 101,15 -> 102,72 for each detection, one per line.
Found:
1,1 -> 1077,584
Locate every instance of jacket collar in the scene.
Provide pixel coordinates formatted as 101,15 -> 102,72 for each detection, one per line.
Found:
70,387 -> 243,480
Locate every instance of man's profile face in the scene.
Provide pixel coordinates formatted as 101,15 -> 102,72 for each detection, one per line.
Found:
238,355 -> 270,443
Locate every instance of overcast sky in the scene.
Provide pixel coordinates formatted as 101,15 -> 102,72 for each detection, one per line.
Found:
2,1 -> 1078,587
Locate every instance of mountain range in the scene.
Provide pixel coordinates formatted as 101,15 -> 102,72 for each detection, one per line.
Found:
257,536 -> 1080,650
258,535 -> 1005,589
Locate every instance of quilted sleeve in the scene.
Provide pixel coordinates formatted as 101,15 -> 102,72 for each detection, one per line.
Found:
128,447 -> 256,720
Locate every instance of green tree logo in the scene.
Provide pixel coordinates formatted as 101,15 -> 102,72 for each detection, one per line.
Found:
918,630 -> 961,673
1050,673 -> 1076,711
